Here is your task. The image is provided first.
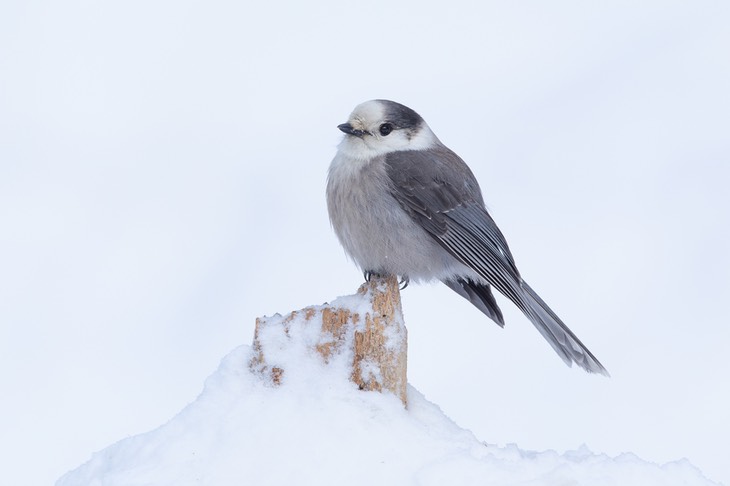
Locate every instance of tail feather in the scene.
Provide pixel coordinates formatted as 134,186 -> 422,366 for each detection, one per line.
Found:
443,276 -> 608,376
520,281 -> 609,376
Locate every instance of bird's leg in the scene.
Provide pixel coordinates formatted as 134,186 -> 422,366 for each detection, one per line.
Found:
364,270 -> 381,282
399,275 -> 410,290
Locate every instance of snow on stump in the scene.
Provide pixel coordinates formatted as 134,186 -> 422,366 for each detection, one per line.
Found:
250,275 -> 408,406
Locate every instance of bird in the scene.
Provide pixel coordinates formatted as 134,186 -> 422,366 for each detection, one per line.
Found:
326,99 -> 608,376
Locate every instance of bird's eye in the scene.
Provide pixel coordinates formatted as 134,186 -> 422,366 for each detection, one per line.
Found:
379,123 -> 394,136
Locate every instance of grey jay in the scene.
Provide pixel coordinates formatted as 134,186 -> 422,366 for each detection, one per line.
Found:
327,99 -> 608,375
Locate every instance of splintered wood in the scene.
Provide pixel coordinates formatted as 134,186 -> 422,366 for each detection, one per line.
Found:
250,275 -> 408,406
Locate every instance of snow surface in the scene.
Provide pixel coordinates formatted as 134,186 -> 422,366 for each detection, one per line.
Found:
58,309 -> 719,486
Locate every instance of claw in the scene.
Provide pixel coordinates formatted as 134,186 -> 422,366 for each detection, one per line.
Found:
364,271 -> 405,288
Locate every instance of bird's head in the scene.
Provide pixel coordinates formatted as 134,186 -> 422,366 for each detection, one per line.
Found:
336,100 -> 438,159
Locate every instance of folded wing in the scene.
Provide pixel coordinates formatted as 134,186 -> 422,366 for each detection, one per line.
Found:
384,147 -> 608,375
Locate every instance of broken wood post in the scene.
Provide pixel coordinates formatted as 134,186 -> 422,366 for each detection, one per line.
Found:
250,275 -> 408,406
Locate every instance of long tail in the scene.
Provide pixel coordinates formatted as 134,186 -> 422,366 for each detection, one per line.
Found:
520,281 -> 609,376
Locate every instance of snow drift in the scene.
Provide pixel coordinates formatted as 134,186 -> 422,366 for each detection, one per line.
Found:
57,303 -> 719,485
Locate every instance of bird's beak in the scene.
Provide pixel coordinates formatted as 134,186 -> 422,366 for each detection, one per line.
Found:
338,123 -> 366,138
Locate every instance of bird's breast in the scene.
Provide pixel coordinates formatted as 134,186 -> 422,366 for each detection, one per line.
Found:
326,153 -> 466,281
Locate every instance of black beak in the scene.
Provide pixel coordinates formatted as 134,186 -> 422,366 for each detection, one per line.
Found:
338,123 -> 366,137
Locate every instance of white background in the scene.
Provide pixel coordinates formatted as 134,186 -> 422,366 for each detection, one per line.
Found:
1,1 -> 728,484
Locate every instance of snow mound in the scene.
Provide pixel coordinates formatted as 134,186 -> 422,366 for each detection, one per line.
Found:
57,341 -> 718,486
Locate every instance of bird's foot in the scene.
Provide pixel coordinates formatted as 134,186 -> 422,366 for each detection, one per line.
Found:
363,271 -> 409,290
363,270 -> 382,282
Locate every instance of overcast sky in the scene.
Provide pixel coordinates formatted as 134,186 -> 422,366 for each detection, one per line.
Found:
1,1 -> 729,485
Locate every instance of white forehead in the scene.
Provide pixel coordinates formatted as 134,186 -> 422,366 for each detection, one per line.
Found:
349,100 -> 385,125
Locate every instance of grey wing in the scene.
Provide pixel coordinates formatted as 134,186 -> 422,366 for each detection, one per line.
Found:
384,147 -> 609,376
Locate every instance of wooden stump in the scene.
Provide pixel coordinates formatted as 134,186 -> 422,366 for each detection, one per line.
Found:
250,275 -> 408,406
